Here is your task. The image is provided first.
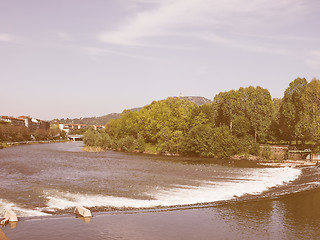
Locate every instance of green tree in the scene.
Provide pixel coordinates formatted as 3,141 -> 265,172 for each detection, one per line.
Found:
279,77 -> 307,142
242,86 -> 272,142
214,86 -> 272,142
299,79 -> 320,144
136,134 -> 146,152
156,126 -> 172,153
232,115 -> 251,138
214,90 -> 243,129
170,130 -> 184,154
183,124 -> 238,158
83,129 -> 96,146
34,129 -> 49,141
269,98 -> 282,142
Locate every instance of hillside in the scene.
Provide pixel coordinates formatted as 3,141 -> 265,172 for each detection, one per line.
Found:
52,96 -> 212,125
51,113 -> 121,126
178,96 -> 212,105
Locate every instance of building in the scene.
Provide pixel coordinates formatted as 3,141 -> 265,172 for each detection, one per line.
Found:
0,116 -> 26,127
58,123 -> 103,133
0,115 -> 50,132
58,123 -> 89,134
93,125 -> 105,130
39,120 -> 50,130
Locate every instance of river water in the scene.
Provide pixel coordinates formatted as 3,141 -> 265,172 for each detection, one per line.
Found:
1,142 -> 320,239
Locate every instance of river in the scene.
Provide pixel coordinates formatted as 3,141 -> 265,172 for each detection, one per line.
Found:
0,142 -> 320,239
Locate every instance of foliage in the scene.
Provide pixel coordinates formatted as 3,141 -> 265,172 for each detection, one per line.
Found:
0,123 -> 65,142
300,79 -> 320,144
69,128 -> 89,135
34,129 -> 50,141
0,125 -> 31,142
260,146 -> 273,159
279,78 -> 308,142
83,78 -> 320,158
183,125 -> 239,158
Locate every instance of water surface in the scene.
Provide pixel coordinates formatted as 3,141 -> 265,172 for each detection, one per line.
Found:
1,142 -> 320,239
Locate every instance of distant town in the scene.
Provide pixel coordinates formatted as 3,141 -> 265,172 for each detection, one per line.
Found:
0,115 -> 104,134
0,115 -> 106,145
1,116 -> 50,131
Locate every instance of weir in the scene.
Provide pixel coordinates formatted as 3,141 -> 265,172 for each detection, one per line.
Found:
1,209 -> 18,225
74,206 -> 92,218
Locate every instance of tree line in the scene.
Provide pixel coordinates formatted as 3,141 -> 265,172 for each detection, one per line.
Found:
84,78 -> 320,157
0,123 -> 65,142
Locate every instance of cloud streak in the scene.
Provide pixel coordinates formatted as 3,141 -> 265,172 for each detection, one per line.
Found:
306,50 -> 320,69
98,0 -> 310,55
0,33 -> 17,43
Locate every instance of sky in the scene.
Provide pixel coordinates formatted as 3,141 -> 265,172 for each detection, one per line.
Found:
1,0 -> 320,120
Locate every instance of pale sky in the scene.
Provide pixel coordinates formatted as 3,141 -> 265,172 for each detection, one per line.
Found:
1,0 -> 320,120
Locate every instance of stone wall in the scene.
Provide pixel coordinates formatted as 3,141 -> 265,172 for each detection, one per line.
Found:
260,145 -> 289,160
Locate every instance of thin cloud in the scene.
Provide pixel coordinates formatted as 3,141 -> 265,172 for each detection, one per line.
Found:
199,32 -> 291,56
98,0 -> 313,56
0,33 -> 17,43
306,50 -> 320,69
77,45 -> 158,61
57,32 -> 73,42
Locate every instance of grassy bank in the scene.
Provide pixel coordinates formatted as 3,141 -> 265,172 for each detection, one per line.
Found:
82,146 -> 104,152
1,140 -> 68,149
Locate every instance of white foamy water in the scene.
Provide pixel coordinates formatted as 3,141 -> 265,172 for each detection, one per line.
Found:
0,142 -> 305,217
0,199 -> 50,217
42,167 -> 301,212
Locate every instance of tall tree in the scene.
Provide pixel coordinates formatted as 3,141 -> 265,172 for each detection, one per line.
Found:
214,90 -> 243,130
299,79 -> 320,144
279,77 -> 307,142
242,86 -> 273,142
269,98 -> 282,142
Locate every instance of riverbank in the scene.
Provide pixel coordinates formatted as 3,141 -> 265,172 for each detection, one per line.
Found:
82,145 -> 318,168
1,139 -> 68,149
258,159 -> 319,168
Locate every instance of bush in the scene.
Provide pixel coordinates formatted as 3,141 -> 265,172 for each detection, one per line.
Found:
121,136 -> 136,152
313,145 -> 320,154
83,129 -> 96,146
260,145 -> 272,159
136,134 -> 146,152
249,142 -> 260,156
183,124 -> 239,158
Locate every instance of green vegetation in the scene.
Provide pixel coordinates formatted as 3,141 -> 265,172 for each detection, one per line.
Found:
0,124 -> 65,143
83,78 -> 320,158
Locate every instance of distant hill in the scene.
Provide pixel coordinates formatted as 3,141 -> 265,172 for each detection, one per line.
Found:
178,96 -> 212,105
52,96 -> 212,126
51,113 -> 121,126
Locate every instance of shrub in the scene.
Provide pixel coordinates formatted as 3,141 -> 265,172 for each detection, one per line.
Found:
260,145 -> 272,159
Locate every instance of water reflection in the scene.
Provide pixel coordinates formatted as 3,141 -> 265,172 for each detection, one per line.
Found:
216,188 -> 320,240
281,189 -> 320,239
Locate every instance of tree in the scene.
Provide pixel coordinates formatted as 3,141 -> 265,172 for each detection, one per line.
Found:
269,98 -> 282,142
183,124 -> 238,158
136,134 -> 146,152
34,129 -> 49,141
279,77 -> 307,142
171,130 -> 184,154
83,129 -> 96,146
156,126 -> 172,153
242,86 -> 272,142
232,115 -> 251,138
299,79 -> 320,144
214,90 -> 243,129
214,86 -> 272,142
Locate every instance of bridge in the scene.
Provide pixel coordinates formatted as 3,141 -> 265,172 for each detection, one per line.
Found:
67,134 -> 83,141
